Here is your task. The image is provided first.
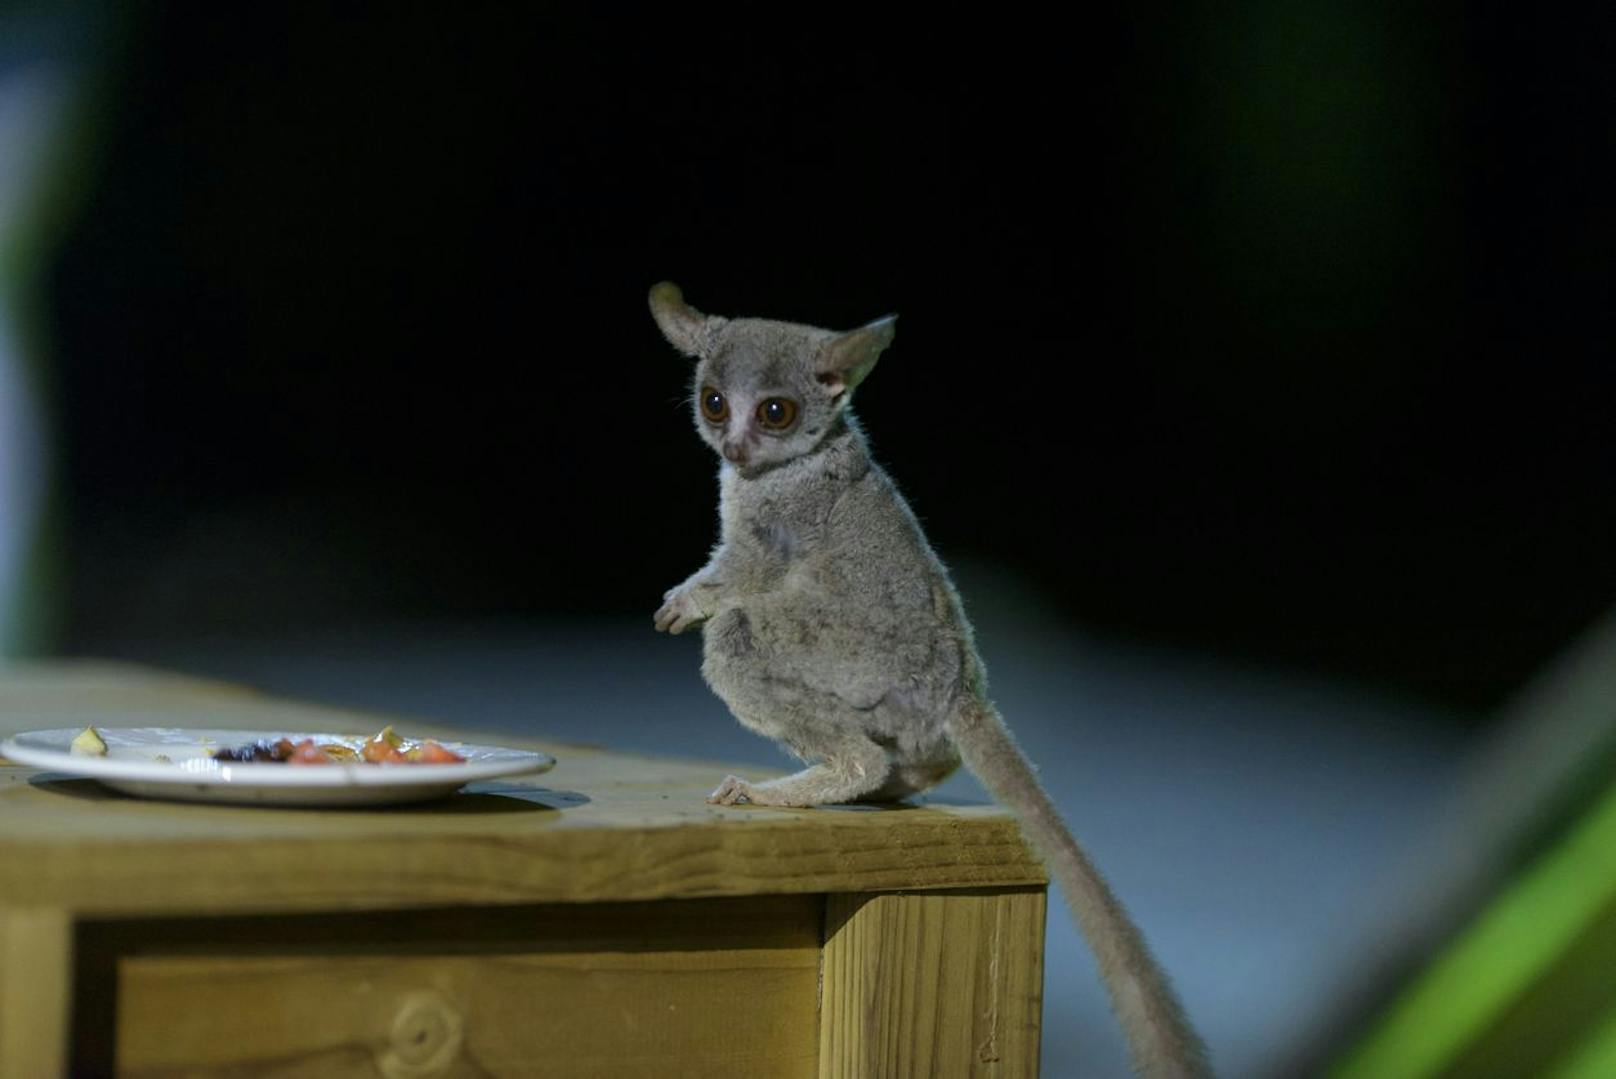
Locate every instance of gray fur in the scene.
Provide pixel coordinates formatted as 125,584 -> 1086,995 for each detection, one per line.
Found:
649,283 -> 1211,1078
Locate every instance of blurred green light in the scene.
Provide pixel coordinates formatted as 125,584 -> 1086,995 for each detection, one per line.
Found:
1336,775 -> 1616,1077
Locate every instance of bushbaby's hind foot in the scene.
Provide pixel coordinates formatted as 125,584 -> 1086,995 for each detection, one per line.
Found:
707,774 -> 818,807
708,775 -> 757,805
707,743 -> 895,807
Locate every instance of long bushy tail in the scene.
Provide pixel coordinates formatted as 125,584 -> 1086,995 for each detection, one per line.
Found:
950,699 -> 1211,1078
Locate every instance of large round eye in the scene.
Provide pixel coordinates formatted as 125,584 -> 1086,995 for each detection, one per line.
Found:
756,397 -> 798,431
699,387 -> 729,423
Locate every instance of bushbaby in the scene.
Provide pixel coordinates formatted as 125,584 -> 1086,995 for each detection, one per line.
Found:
650,282 -> 1208,1078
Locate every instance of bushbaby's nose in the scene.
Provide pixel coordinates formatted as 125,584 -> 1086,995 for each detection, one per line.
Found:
722,441 -> 749,465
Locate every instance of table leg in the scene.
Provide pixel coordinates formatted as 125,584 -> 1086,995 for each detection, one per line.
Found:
819,887 -> 1046,1079
0,907 -> 71,1079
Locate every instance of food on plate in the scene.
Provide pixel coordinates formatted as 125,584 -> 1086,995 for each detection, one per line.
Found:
71,726 -> 109,756
211,738 -> 298,763
211,726 -> 465,766
362,725 -> 408,764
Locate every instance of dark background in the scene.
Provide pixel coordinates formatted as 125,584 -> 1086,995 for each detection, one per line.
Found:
46,5 -> 1614,713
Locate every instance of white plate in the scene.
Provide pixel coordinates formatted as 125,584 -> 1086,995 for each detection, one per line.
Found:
0,727 -> 556,807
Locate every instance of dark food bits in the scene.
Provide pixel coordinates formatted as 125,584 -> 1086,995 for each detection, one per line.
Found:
212,738 -> 297,763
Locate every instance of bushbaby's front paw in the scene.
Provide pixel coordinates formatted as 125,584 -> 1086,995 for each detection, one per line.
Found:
708,774 -> 756,805
654,586 -> 709,635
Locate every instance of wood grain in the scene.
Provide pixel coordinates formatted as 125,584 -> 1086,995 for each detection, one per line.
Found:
819,888 -> 1046,1079
0,663 -> 1045,917
0,906 -> 72,1078
101,897 -> 821,1078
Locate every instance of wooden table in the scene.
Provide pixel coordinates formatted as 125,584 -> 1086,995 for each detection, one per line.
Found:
0,662 -> 1048,1077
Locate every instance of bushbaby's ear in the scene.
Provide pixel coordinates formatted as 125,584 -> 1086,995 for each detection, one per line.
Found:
816,315 -> 897,395
648,281 -> 725,358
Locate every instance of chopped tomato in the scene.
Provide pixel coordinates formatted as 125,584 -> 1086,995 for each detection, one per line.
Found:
287,738 -> 332,765
362,736 -> 409,764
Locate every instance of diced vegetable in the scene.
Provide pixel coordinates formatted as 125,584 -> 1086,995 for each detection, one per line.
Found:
71,726 -> 108,756
287,739 -> 333,765
362,734 -> 409,764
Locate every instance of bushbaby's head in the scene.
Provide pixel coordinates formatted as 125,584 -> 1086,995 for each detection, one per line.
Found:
649,283 -> 895,475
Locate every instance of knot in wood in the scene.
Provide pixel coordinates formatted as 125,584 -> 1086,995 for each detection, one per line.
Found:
378,989 -> 464,1077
